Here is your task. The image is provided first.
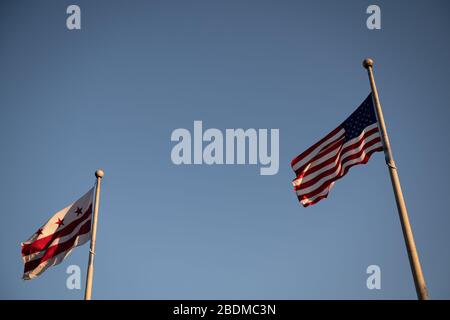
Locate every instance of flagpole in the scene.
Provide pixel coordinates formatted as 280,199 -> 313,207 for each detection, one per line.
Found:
84,169 -> 104,300
363,59 -> 429,300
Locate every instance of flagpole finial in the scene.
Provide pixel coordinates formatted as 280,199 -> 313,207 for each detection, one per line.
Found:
363,58 -> 374,69
95,169 -> 104,179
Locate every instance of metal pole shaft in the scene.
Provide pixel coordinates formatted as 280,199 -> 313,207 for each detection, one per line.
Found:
84,169 -> 104,300
363,59 -> 429,300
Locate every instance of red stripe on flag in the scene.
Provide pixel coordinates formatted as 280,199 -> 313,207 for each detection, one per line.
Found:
23,219 -> 92,273
21,204 -> 92,257
294,135 -> 345,175
295,135 -> 381,191
290,126 -> 342,167
298,141 -> 382,198
294,144 -> 345,184
302,194 -> 329,208
297,146 -> 383,206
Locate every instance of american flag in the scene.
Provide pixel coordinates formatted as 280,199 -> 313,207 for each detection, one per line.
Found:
291,94 -> 384,207
21,188 -> 93,280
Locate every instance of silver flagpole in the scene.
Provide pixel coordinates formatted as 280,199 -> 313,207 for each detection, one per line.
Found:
84,169 -> 104,300
363,58 -> 429,300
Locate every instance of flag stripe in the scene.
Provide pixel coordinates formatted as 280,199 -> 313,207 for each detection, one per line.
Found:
297,141 -> 381,196
23,219 -> 91,273
298,146 -> 383,206
300,185 -> 333,207
22,232 -> 92,280
22,211 -> 94,263
21,204 -> 92,257
296,140 -> 381,194
293,126 -> 379,187
297,141 -> 383,198
291,126 -> 342,166
300,136 -> 346,174
294,129 -> 381,189
291,128 -> 345,173
292,143 -> 344,186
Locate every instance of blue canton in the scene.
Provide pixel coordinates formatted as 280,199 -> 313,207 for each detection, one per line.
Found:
341,94 -> 378,142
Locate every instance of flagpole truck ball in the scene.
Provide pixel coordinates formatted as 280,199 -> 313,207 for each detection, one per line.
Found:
363,58 -> 374,69
95,169 -> 104,179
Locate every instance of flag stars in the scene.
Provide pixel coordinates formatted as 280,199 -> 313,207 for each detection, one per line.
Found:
342,95 -> 377,142
75,207 -> 83,216
55,218 -> 64,226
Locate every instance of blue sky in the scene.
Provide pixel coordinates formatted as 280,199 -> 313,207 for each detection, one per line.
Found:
1,0 -> 450,299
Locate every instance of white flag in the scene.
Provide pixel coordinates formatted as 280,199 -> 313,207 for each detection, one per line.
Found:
21,188 -> 94,280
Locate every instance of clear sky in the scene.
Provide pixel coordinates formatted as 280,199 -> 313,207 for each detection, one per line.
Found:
1,0 -> 450,299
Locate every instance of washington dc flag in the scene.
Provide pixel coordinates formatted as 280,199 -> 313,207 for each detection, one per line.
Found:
21,188 -> 94,280
291,94 -> 384,207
